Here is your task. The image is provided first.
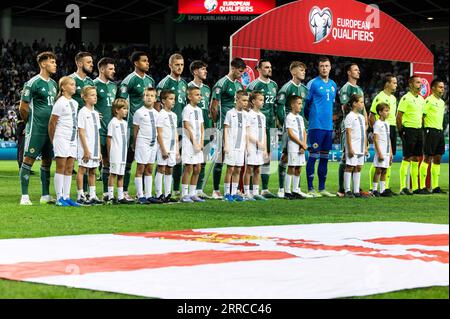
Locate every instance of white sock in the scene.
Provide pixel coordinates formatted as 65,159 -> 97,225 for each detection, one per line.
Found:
77,189 -> 83,200
155,172 -> 163,197
373,182 -> 378,192
344,172 -> 352,192
144,175 -> 153,198
54,173 -> 64,200
118,187 -> 124,200
21,194 -> 30,201
224,183 -> 230,195
380,181 -> 386,193
278,187 -> 284,193
189,185 -> 196,196
253,185 -> 259,196
89,186 -> 96,199
231,183 -> 238,195
182,184 -> 189,197
164,174 -> 172,196
293,175 -> 300,193
285,174 -> 292,193
135,177 -> 143,198
353,172 -> 361,194
244,185 -> 250,195
108,186 -> 114,199
63,175 -> 72,200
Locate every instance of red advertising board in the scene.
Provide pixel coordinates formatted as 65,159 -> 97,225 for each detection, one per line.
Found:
231,0 -> 434,94
178,0 -> 276,15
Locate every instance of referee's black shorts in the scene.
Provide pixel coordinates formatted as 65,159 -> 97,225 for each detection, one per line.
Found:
400,127 -> 423,157
423,127 -> 445,156
389,125 -> 397,156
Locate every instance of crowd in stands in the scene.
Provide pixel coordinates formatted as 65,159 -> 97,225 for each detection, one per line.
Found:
1,38 -> 448,142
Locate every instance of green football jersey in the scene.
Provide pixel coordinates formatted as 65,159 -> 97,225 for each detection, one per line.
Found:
423,94 -> 445,130
276,80 -> 308,124
156,75 -> 188,127
370,90 -> 397,126
246,78 -> 278,128
94,78 -> 117,141
69,72 -> 95,110
398,92 -> 425,129
21,75 -> 58,134
188,81 -> 212,129
117,71 -> 156,123
338,82 -> 364,106
211,75 -> 244,129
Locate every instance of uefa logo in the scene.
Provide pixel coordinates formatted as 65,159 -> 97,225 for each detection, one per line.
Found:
240,65 -> 255,87
204,0 -> 218,13
309,6 -> 333,43
419,78 -> 430,97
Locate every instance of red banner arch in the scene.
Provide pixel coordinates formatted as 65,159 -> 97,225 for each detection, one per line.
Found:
230,0 -> 434,96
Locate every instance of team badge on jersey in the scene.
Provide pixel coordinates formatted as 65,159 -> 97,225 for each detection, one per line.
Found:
312,143 -> 319,149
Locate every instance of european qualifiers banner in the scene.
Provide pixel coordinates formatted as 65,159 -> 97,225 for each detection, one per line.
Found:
178,0 -> 276,15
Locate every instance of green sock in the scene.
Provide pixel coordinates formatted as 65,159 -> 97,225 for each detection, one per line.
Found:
197,163 -> 206,190
261,174 -> 269,190
40,166 -> 51,196
278,162 -> 286,189
410,161 -> 419,191
213,163 -> 223,191
385,167 -> 391,189
102,167 -> 109,193
338,162 -> 345,193
431,163 -> 441,189
123,165 -> 131,192
369,164 -> 376,190
399,160 -> 410,190
172,163 -> 182,192
20,163 -> 32,195
419,162 -> 429,189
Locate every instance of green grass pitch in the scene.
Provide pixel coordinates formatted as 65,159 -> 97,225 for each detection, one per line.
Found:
0,160 -> 448,299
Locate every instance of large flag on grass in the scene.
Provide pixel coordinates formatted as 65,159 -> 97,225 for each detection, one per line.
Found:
0,222 -> 448,298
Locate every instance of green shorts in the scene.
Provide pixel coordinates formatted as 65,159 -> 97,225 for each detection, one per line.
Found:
24,133 -> 53,159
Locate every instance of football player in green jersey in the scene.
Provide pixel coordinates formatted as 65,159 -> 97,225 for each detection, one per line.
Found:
117,51 -> 155,201
368,74 -> 398,195
397,76 -> 425,195
94,57 -> 117,199
275,61 -> 308,198
210,57 -> 246,199
19,51 -> 58,205
337,63 -> 367,197
188,60 -> 212,199
246,59 -> 278,198
156,53 -> 188,198
420,79 -> 447,194
70,51 -> 95,110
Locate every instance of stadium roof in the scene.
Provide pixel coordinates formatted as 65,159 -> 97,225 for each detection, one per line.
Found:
2,0 -> 449,26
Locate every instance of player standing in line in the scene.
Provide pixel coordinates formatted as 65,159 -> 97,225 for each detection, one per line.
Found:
243,91 -> 267,201
210,58 -> 246,199
337,63 -> 367,197
180,87 -> 205,203
275,61 -> 309,198
304,57 -> 337,198
133,87 -> 162,204
246,59 -> 278,198
69,52 -> 95,196
396,76 -> 425,195
372,103 -> 393,197
156,54 -> 188,199
19,51 -> 58,205
106,99 -> 130,204
223,90 -> 250,202
117,51 -> 155,202
94,57 -> 117,200
419,79 -> 447,194
368,74 -> 398,195
155,90 -> 180,203
48,76 -> 80,206
76,86 -> 103,205
343,94 -> 367,198
284,95 -> 308,200
69,52 -> 95,110
188,60 -> 212,199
